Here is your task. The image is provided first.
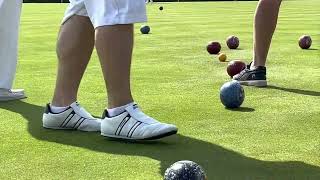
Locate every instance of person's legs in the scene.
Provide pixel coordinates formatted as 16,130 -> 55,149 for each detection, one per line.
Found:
51,15 -> 95,107
44,0 -> 177,137
0,0 -> 25,101
43,2 -> 100,132
95,25 -> 134,108
234,0 -> 282,87
252,0 -> 282,68
84,0 -> 146,109
84,0 -> 177,139
0,0 -> 21,89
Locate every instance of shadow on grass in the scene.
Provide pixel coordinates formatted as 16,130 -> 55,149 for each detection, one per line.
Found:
226,107 -> 255,112
268,85 -> 320,97
232,48 -> 244,50
1,101 -> 320,179
305,48 -> 318,51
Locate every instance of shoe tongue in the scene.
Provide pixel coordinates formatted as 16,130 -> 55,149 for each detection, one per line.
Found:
70,102 -> 93,119
125,104 -> 140,113
125,104 -> 157,124
247,62 -> 252,69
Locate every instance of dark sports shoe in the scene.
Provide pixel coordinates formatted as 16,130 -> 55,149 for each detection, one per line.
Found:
233,63 -> 267,87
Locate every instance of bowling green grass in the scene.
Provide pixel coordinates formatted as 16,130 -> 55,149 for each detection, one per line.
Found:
0,1 -> 319,179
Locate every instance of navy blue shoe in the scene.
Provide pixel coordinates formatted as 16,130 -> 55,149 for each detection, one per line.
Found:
233,62 -> 267,87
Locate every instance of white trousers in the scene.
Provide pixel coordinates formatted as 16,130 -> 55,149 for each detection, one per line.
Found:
0,0 -> 22,89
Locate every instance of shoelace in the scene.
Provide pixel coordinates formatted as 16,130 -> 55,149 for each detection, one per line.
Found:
238,69 -> 250,76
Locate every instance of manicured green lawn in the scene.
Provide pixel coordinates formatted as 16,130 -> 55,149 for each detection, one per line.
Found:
0,1 -> 319,179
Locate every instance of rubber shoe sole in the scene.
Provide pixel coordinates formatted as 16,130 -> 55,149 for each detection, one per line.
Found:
239,80 -> 267,87
101,130 -> 178,140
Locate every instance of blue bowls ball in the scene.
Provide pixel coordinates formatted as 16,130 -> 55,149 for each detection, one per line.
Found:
220,81 -> 245,108
140,25 -> 150,34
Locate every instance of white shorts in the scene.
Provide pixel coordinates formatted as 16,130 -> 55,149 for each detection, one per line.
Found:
62,0 -> 147,28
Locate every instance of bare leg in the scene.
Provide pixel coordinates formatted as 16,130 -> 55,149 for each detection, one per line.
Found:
52,16 -> 94,106
252,0 -> 282,68
96,25 -> 178,140
95,25 -> 134,108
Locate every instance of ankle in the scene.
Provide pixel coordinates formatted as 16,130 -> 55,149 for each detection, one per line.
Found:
251,58 -> 266,69
52,98 -> 77,107
107,102 -> 134,117
250,63 -> 266,70
108,97 -> 134,109
50,105 -> 69,113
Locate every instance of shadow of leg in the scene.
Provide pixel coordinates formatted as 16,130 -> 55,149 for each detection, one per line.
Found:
267,85 -> 320,96
0,101 -> 320,179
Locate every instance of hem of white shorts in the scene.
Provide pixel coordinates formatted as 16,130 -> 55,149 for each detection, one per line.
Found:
93,15 -> 147,28
62,14 -> 147,28
61,14 -> 87,26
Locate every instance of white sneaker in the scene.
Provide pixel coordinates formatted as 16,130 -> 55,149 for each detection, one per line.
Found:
101,104 -> 178,140
0,88 -> 26,101
42,102 -> 101,132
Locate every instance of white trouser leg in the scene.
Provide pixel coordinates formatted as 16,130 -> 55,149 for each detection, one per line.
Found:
0,0 -> 22,89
